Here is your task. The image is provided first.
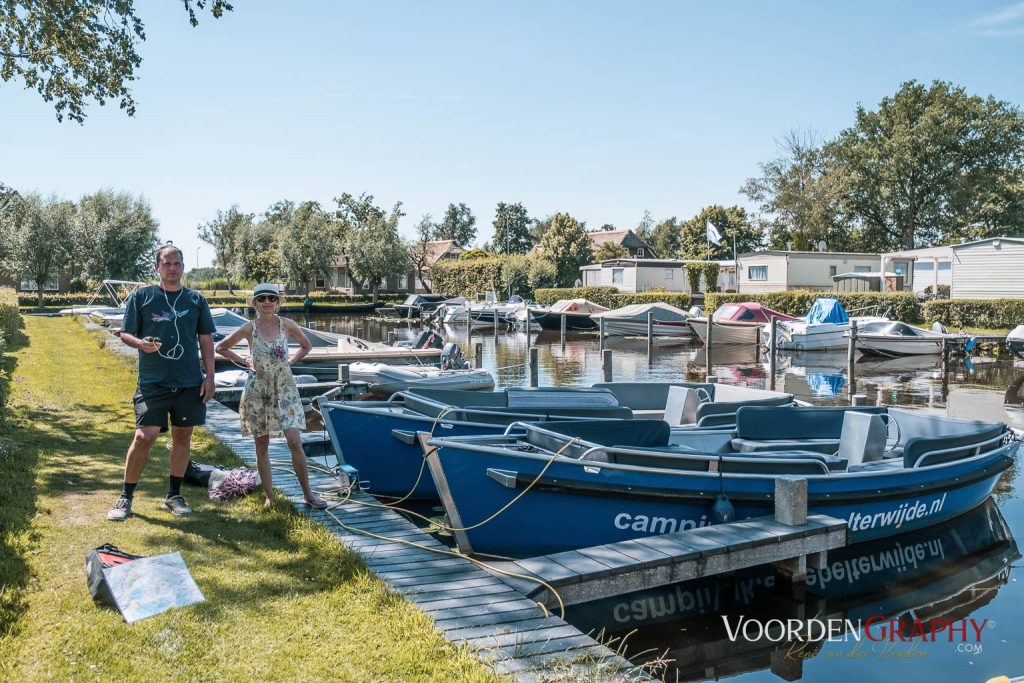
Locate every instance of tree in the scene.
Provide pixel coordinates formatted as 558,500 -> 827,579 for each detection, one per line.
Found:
741,129 -> 856,251
434,202 -> 476,247
491,202 -> 533,254
337,193 -> 409,304
649,217 -> 681,261
594,242 -> 629,261
527,257 -> 558,291
234,201 -> 289,284
829,80 -> 1024,250
5,194 -> 76,306
529,214 -> 555,244
500,254 -> 531,297
635,210 -> 655,242
76,189 -> 160,280
279,201 -> 339,294
408,214 -> 435,292
197,205 -> 252,293
677,205 -> 763,261
539,213 -> 593,286
1,0 -> 231,123
597,223 -> 617,232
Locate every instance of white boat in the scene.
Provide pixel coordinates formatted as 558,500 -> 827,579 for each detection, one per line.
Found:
1008,325 -> 1024,360
59,279 -> 146,322
852,320 -> 964,357
589,303 -> 692,337
764,298 -> 888,351
347,362 -> 495,398
441,292 -> 527,328
690,302 -> 797,346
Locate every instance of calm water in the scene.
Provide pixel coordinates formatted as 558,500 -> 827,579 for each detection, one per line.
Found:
309,314 -> 1024,682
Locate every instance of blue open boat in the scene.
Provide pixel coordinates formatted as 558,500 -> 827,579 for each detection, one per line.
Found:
425,406 -> 1018,557
319,383 -> 796,500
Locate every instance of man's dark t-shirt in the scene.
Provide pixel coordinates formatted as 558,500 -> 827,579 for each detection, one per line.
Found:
122,285 -> 216,388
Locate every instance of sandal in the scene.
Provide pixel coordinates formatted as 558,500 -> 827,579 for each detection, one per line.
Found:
304,494 -> 328,509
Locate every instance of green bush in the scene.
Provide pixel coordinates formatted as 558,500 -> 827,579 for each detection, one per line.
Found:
704,290 -> 921,322
0,287 -> 21,338
701,262 -> 721,293
924,298 -> 1024,330
532,287 -> 691,310
685,265 -> 702,293
430,256 -> 543,299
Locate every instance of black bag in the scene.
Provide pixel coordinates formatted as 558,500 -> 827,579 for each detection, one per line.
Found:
184,460 -> 226,487
86,544 -> 144,607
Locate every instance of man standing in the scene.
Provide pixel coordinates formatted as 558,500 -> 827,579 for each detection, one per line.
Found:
107,245 -> 216,521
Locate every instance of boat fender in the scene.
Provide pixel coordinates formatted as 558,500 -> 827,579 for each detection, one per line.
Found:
711,494 -> 735,525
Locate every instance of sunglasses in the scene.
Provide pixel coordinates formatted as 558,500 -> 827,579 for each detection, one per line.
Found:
254,294 -> 278,303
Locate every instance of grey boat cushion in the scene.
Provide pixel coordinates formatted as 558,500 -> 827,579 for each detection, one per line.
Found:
735,405 -> 887,441
506,387 -> 620,409
848,458 -> 904,473
696,396 -> 795,426
524,419 -> 670,453
592,382 -> 716,411
731,437 -> 840,455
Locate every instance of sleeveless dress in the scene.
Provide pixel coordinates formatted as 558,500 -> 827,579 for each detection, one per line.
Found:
239,315 -> 306,437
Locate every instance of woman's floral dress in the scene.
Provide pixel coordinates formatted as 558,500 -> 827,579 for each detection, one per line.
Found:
239,315 -> 305,437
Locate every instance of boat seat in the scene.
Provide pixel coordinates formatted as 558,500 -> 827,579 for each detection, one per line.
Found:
721,451 -> 845,475
903,425 -> 1007,468
507,387 -> 620,409
730,438 -> 839,455
694,395 -> 795,429
524,419 -> 669,453
664,386 -> 704,427
847,458 -> 904,473
593,382 -> 715,411
734,405 -> 887,440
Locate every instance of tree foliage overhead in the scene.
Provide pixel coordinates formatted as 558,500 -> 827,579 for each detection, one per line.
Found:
742,130 -> 855,252
678,205 -> 763,260
649,217 -> 682,261
434,202 -> 476,247
337,192 -> 408,303
491,202 -> 533,254
635,210 -> 655,242
197,204 -> 252,293
1,0 -> 232,123
279,201 -> 338,294
594,242 -> 629,261
829,80 -> 1024,250
539,212 -> 593,286
407,214 -> 435,292
76,189 -> 159,280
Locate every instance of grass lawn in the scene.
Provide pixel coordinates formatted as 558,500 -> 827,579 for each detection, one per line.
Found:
0,317 -> 499,681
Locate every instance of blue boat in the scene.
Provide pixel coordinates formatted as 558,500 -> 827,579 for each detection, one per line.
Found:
319,383 -> 796,500
425,405 -> 1018,557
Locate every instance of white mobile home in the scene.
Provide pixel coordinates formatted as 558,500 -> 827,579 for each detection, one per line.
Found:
580,259 -> 735,293
949,238 -> 1024,299
737,250 -> 881,293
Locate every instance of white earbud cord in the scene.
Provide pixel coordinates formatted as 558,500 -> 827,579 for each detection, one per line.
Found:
156,287 -> 186,361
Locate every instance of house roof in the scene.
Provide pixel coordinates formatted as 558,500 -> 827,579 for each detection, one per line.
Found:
586,229 -> 658,257
420,239 -> 464,264
738,250 -> 880,259
950,237 -> 1024,251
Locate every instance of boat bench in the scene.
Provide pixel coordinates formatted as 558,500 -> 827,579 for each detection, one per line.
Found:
593,382 -> 717,411
596,446 -> 846,475
730,405 -> 887,455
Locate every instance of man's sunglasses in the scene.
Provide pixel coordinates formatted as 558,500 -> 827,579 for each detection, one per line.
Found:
254,294 -> 278,303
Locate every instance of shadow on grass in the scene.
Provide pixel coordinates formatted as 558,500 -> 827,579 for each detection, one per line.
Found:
0,328 -> 30,637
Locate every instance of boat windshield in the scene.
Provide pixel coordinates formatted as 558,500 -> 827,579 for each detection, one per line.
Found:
860,321 -> 921,336
714,304 -> 741,320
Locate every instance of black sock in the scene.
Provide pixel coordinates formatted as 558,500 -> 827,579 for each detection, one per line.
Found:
168,476 -> 183,498
121,482 -> 138,500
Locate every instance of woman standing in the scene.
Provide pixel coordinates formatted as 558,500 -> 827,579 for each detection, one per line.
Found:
215,283 -> 328,509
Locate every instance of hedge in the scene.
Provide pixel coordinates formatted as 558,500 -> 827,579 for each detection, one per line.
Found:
0,287 -> 21,416
430,257 -> 507,299
18,290 -> 403,308
704,290 -> 921,323
924,298 -> 1024,330
533,287 -> 692,310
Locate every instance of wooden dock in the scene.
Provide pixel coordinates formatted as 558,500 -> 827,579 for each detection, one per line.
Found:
203,401 -> 648,681
487,513 -> 847,608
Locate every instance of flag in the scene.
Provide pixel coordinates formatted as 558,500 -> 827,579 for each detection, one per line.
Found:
706,219 -> 722,246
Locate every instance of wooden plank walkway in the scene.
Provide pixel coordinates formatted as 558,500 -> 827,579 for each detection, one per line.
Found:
203,401 -> 648,681
485,514 -> 848,608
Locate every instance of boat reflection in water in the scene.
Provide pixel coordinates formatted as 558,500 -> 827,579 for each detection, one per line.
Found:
565,500 -> 1017,682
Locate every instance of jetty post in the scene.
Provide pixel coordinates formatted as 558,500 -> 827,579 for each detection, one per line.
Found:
529,347 -> 539,387
329,322 -> 337,333
474,342 -> 482,369
338,363 -> 350,383
493,310 -> 499,342
560,312 -> 567,349
598,317 -> 605,351
602,349 -> 613,382
705,313 -> 714,382
768,315 -> 778,391
646,310 -> 654,362
847,320 -> 858,396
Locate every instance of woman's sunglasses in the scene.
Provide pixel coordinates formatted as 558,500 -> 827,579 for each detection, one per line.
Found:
255,294 -> 278,303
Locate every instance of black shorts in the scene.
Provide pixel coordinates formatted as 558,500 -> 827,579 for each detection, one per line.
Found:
133,384 -> 206,433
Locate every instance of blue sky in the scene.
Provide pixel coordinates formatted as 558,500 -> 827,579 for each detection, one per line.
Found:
4,1 -> 1024,268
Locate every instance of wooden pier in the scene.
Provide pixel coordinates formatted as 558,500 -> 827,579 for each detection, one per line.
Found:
203,401 -> 647,681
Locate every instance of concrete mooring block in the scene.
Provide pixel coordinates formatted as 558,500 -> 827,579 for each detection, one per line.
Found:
774,476 -> 808,526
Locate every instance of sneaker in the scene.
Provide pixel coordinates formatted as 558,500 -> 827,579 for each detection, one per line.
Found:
161,494 -> 193,516
106,496 -> 133,521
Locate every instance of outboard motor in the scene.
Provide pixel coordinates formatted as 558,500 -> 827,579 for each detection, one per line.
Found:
404,329 -> 444,350
440,342 -> 468,370
931,321 -> 949,334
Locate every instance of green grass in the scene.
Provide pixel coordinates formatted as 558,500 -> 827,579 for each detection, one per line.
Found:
0,317 -> 500,682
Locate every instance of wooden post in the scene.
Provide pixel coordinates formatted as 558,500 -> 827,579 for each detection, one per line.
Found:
602,349 -> 613,382
940,339 -> 951,402
474,342 -> 483,369
599,317 -> 606,351
851,394 -> 868,406
529,347 -> 539,387
768,316 -> 778,391
329,323 -> 337,334
338,363 -> 350,383
560,312 -> 567,342
705,312 -> 714,382
387,330 -> 395,346
493,309 -> 499,342
847,320 -> 858,396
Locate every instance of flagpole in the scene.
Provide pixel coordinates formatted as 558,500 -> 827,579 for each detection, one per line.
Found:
733,232 -> 739,294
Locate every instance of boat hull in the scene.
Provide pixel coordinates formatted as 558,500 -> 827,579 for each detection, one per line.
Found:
427,438 -> 1016,557
599,319 -> 691,337
534,312 -> 599,331
856,336 -> 945,356
689,318 -> 762,346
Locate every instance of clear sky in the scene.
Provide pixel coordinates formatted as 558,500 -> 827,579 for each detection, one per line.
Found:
4,1 -> 1024,268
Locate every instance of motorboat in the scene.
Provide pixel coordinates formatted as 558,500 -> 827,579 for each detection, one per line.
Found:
689,303 -> 797,346
319,382 -> 795,500
517,298 -> 608,331
59,279 -> 146,324
589,302 -> 693,337
441,292 -> 528,328
1008,325 -> 1024,359
852,320 -> 969,357
424,406 -> 1018,557
764,298 -> 888,351
393,293 -> 447,319
347,362 -> 495,398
